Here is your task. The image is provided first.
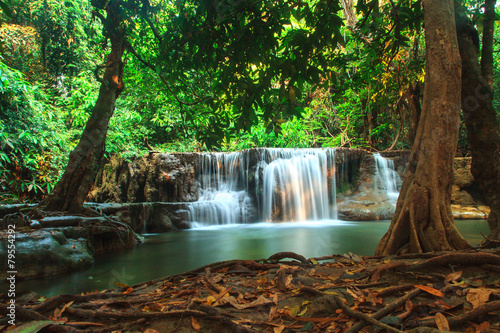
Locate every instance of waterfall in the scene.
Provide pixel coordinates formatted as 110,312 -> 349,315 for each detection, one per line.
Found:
373,153 -> 401,199
187,152 -> 254,227
187,148 -> 392,226
261,149 -> 336,222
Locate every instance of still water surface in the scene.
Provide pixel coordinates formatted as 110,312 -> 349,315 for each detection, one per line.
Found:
16,219 -> 488,296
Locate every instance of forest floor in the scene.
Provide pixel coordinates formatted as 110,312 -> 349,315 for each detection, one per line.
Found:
2,248 -> 500,333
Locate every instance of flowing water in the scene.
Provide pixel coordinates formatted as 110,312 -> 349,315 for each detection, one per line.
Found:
188,148 -> 349,225
373,153 -> 402,200
12,219 -> 489,297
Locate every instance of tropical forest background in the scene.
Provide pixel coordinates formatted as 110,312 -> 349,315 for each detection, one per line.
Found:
0,0 -> 498,203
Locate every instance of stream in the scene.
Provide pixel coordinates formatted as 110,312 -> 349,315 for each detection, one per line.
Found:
15,219 -> 489,297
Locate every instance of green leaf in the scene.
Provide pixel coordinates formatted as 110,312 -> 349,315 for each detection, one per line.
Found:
0,0 -> 13,17
7,321 -> 62,333
294,322 -> 314,331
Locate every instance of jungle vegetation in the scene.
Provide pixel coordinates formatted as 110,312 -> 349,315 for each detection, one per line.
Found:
0,0 -> 499,253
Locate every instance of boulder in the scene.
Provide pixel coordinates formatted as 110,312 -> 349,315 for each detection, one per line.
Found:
0,229 -> 93,280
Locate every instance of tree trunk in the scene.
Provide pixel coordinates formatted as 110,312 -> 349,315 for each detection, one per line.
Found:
375,0 -> 470,255
406,82 -> 421,147
456,4 -> 500,240
480,0 -> 495,87
40,5 -> 126,213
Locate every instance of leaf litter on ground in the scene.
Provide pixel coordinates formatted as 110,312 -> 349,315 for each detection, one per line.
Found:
2,248 -> 500,332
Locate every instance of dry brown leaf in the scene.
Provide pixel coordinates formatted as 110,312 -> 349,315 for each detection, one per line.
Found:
475,321 -> 490,332
274,325 -> 285,333
54,301 -> 74,319
445,271 -> 463,283
221,295 -> 273,310
414,285 -> 444,297
466,288 -> 492,309
122,287 -> 134,294
285,274 -> 294,288
435,312 -> 449,331
144,329 -> 160,333
191,316 -> 201,332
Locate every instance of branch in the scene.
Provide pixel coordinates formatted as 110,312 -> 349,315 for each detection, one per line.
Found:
91,10 -> 106,25
124,40 -> 155,71
124,40 -> 204,107
94,64 -> 111,84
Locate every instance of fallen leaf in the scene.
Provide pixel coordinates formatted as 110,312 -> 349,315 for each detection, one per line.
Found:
144,329 -> 160,333
295,322 -> 314,331
445,271 -> 462,283
476,321 -> 490,332
466,289 -> 492,309
414,285 -> 444,297
122,287 -> 134,294
298,306 -> 308,316
191,316 -> 201,332
290,304 -> 300,317
435,312 -> 449,331
206,295 -> 216,306
310,258 -> 319,265
114,282 -> 130,288
274,325 -> 285,333
5,321 -> 62,332
220,295 -> 273,310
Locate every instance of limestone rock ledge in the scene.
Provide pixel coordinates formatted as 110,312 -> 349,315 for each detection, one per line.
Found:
0,212 -> 138,280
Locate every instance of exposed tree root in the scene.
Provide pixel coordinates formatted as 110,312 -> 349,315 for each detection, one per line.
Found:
5,248 -> 500,332
300,286 -> 404,333
267,251 -> 310,264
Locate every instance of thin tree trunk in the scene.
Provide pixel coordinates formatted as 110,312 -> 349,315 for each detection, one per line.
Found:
456,4 -> 500,240
40,4 -> 126,213
375,0 -> 470,255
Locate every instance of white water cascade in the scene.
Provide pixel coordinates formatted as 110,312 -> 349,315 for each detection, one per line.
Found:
260,149 -> 338,222
187,149 -> 403,226
373,153 -> 402,200
187,152 -> 254,227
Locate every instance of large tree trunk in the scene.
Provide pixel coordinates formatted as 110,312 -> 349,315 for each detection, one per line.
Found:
480,0 -> 495,87
375,0 -> 470,255
40,5 -> 126,213
456,3 -> 500,240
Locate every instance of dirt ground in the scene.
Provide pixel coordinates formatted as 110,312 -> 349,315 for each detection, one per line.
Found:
2,248 -> 500,333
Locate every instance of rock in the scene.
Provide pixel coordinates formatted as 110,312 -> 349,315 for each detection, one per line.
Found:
451,205 -> 489,219
454,157 -> 475,188
452,190 -> 476,206
0,229 -> 94,280
337,192 -> 397,221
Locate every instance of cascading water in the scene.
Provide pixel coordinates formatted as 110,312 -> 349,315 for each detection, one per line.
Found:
188,148 -> 401,227
373,153 -> 402,200
187,152 -> 254,227
260,149 -> 337,222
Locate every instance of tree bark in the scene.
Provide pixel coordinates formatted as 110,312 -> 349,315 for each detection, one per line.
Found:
405,82 -> 421,147
375,0 -> 471,255
480,0 -> 496,87
40,3 -> 126,213
456,4 -> 500,240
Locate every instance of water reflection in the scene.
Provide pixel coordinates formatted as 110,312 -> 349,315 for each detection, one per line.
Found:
11,219 -> 489,297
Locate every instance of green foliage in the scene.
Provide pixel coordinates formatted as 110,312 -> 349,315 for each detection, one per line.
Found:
0,0 -> 498,205
0,60 -> 71,202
